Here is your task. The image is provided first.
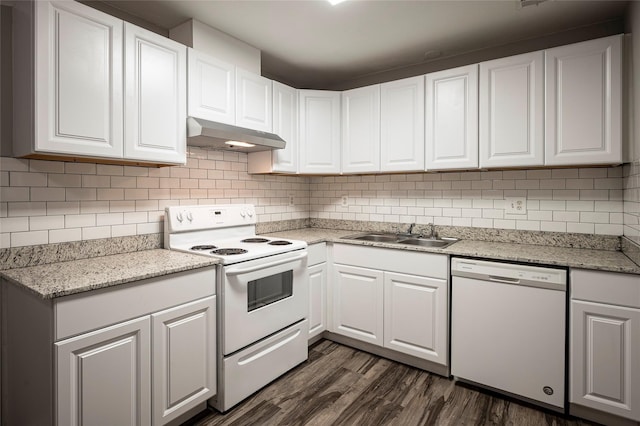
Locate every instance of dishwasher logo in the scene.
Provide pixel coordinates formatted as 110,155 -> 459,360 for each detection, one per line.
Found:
543,386 -> 554,395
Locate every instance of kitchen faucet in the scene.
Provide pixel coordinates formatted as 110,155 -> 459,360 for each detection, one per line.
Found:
427,223 -> 435,239
407,223 -> 415,235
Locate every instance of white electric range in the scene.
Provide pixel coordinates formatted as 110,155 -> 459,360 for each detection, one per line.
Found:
164,204 -> 309,412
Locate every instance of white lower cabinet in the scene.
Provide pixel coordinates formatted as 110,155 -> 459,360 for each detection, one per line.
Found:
333,264 -> 384,345
2,266 -> 216,426
308,263 -> 328,339
307,243 -> 328,340
384,272 -> 447,365
56,316 -> 152,426
331,244 -> 448,365
152,297 -> 216,426
570,269 -> 640,422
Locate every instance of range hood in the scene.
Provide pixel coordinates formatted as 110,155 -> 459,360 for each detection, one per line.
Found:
186,117 -> 285,152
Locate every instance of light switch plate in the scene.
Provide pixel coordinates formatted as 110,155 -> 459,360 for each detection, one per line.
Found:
505,197 -> 527,215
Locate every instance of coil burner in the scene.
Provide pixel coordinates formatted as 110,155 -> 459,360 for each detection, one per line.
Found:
241,238 -> 270,243
212,248 -> 249,256
268,240 -> 293,246
190,245 -> 217,250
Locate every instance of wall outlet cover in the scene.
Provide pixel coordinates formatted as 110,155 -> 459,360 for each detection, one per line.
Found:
505,197 -> 527,215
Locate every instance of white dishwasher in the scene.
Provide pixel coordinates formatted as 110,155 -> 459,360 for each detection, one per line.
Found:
451,257 -> 567,410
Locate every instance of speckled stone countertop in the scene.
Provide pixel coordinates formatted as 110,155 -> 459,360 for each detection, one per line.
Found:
265,228 -> 640,275
0,249 -> 220,299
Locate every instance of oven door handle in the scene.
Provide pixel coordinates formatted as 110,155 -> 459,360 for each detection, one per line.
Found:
225,252 -> 308,276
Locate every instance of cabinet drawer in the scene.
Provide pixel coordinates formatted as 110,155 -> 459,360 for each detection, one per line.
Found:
571,269 -> 640,308
307,243 -> 327,266
55,267 -> 216,340
333,244 -> 448,279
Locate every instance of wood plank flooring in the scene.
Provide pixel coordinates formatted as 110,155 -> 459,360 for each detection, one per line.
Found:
186,340 -> 597,426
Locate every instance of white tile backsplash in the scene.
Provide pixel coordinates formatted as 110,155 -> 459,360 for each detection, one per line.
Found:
2,147 -> 639,249
0,148 -> 310,248
310,167 -> 627,236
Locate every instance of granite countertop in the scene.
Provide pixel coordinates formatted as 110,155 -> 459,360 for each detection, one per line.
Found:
0,249 -> 220,299
265,228 -> 640,275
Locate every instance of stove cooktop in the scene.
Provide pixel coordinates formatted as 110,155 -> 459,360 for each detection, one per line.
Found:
165,204 -> 307,264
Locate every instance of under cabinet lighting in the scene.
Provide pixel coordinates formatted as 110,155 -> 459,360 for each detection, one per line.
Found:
225,141 -> 255,148
327,0 -> 347,5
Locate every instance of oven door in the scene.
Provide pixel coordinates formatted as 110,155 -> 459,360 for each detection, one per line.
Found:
221,249 -> 308,355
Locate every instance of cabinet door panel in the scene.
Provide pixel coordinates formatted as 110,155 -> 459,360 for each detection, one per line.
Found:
380,76 -> 425,172
479,51 -> 544,168
36,1 -> 123,157
272,81 -> 298,173
152,296 -> 216,425
571,300 -> 640,421
124,23 -> 186,164
236,69 -> 272,132
332,264 -> 383,345
426,65 -> 478,170
299,90 -> 341,174
308,263 -> 327,339
187,49 -> 235,124
545,36 -> 622,166
384,272 -> 448,364
56,316 -> 151,426
342,85 -> 380,173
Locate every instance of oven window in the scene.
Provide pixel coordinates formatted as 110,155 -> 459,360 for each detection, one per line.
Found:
247,270 -> 293,312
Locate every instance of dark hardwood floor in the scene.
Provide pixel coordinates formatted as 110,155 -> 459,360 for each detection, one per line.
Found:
187,340 -> 597,426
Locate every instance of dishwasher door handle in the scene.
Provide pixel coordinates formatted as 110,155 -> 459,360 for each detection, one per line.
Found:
488,275 -> 520,284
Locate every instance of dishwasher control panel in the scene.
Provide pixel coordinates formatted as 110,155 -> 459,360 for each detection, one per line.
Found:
451,258 -> 567,290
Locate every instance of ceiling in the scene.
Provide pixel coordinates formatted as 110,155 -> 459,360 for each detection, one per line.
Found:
95,0 -> 628,89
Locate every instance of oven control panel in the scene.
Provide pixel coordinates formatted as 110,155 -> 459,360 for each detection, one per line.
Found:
165,204 -> 256,232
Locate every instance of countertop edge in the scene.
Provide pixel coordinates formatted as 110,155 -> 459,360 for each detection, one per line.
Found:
264,229 -> 640,275
0,250 -> 221,300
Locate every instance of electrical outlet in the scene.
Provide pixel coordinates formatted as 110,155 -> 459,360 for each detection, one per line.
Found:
288,194 -> 294,206
341,195 -> 348,207
505,197 -> 527,215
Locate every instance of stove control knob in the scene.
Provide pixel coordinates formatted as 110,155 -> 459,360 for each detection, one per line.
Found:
247,210 -> 254,217
240,210 -> 246,218
186,211 -> 193,222
176,212 -> 184,223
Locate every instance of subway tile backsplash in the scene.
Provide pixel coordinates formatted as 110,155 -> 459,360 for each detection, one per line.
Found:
1,147 -> 638,249
309,167 -> 625,236
0,148 -> 310,248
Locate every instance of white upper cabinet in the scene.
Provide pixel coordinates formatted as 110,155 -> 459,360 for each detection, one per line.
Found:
342,85 -> 381,174
124,23 -> 186,165
15,0 -> 124,159
187,48 -> 235,124
235,68 -> 272,132
299,90 -> 341,174
479,51 -> 544,168
380,76 -> 425,172
545,35 -> 622,166
271,81 -> 299,172
426,65 -> 479,170
13,1 -> 186,165
247,81 -> 298,174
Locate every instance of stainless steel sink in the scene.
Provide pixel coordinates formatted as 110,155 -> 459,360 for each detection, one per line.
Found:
397,238 -> 454,248
349,234 -> 400,243
342,233 -> 458,249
